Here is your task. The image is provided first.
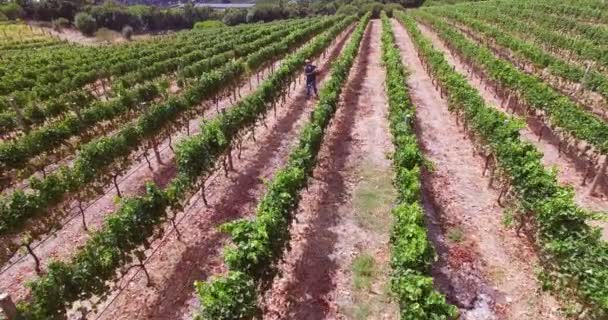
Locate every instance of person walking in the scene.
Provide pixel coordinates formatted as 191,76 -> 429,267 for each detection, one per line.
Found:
305,59 -> 318,99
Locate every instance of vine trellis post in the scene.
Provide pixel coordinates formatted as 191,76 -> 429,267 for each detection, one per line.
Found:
589,155 -> 607,195
0,292 -> 17,320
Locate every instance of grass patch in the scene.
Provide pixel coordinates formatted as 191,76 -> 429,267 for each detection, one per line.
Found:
94,27 -> 121,43
447,227 -> 464,243
353,164 -> 396,232
502,209 -> 514,227
352,303 -> 371,320
352,253 -> 376,291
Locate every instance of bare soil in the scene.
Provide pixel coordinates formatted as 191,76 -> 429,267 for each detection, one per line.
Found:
33,24 -> 154,46
263,20 -> 399,320
82,26 -> 356,320
416,21 -> 608,240
391,19 -> 565,320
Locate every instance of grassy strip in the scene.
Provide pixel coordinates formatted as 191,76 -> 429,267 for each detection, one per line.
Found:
15,17 -> 354,320
194,13 -> 370,320
398,11 -> 608,318
380,12 -> 457,319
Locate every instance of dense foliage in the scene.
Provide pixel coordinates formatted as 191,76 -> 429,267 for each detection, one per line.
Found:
428,4 -> 608,105
380,11 -> 457,319
2,0 -> 412,34
413,10 -> 608,172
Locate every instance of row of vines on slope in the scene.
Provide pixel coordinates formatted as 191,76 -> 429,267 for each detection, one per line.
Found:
413,11 -> 608,192
380,11 -> 457,319
0,33 -> 207,133
0,17 -> 336,269
428,6 -> 608,110
0,26 -> 230,104
474,1 -> 608,48
398,11 -> 608,318
0,22 -> 300,139
446,3 -> 608,73
0,20 -> 308,188
14,16 -> 355,320
194,13 -> 369,320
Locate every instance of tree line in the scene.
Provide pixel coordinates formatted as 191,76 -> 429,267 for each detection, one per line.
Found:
0,0 -> 425,36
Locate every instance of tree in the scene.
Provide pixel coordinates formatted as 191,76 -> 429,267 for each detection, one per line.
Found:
194,20 -> 224,29
222,8 -> 246,26
0,2 -> 25,20
336,4 -> 357,15
246,3 -> 286,23
381,0 -> 424,7
362,2 -> 383,17
74,11 -> 96,36
52,17 -> 70,31
383,2 -> 403,16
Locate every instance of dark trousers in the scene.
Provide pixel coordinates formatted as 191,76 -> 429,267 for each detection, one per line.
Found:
306,79 -> 317,97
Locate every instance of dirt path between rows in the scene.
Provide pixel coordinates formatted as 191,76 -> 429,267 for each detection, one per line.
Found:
85,26 -> 356,320
415,21 -> 608,240
263,20 -> 399,320
391,19 -> 565,320
0,26 -> 354,306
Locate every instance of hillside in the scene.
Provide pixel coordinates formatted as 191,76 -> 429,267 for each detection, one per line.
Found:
1,0 -> 608,319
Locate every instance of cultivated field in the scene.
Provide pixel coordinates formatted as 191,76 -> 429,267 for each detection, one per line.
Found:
1,0 -> 607,319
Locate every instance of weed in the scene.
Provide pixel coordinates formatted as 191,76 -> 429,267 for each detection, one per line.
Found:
447,227 -> 464,243
502,209 -> 514,227
352,253 -> 376,291
353,164 -> 395,232
353,303 -> 371,320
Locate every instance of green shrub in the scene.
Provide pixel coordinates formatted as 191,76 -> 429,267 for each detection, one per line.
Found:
384,3 -> 404,17
74,12 -> 97,36
94,27 -> 119,42
193,20 -> 225,29
222,8 -> 247,26
336,4 -> 358,16
52,17 -> 70,31
0,3 -> 25,20
121,24 -> 133,40
361,2 -> 383,18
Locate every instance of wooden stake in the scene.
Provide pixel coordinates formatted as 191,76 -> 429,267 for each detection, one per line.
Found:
483,155 -> 490,176
222,157 -> 229,177
170,215 -> 181,240
200,182 -> 208,206
25,243 -> 41,275
0,293 -> 17,320
589,156 -> 607,195
577,63 -> 593,95
136,255 -> 152,287
143,152 -> 153,171
113,174 -> 122,198
153,143 -> 163,165
228,146 -> 234,170
78,200 -> 88,231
